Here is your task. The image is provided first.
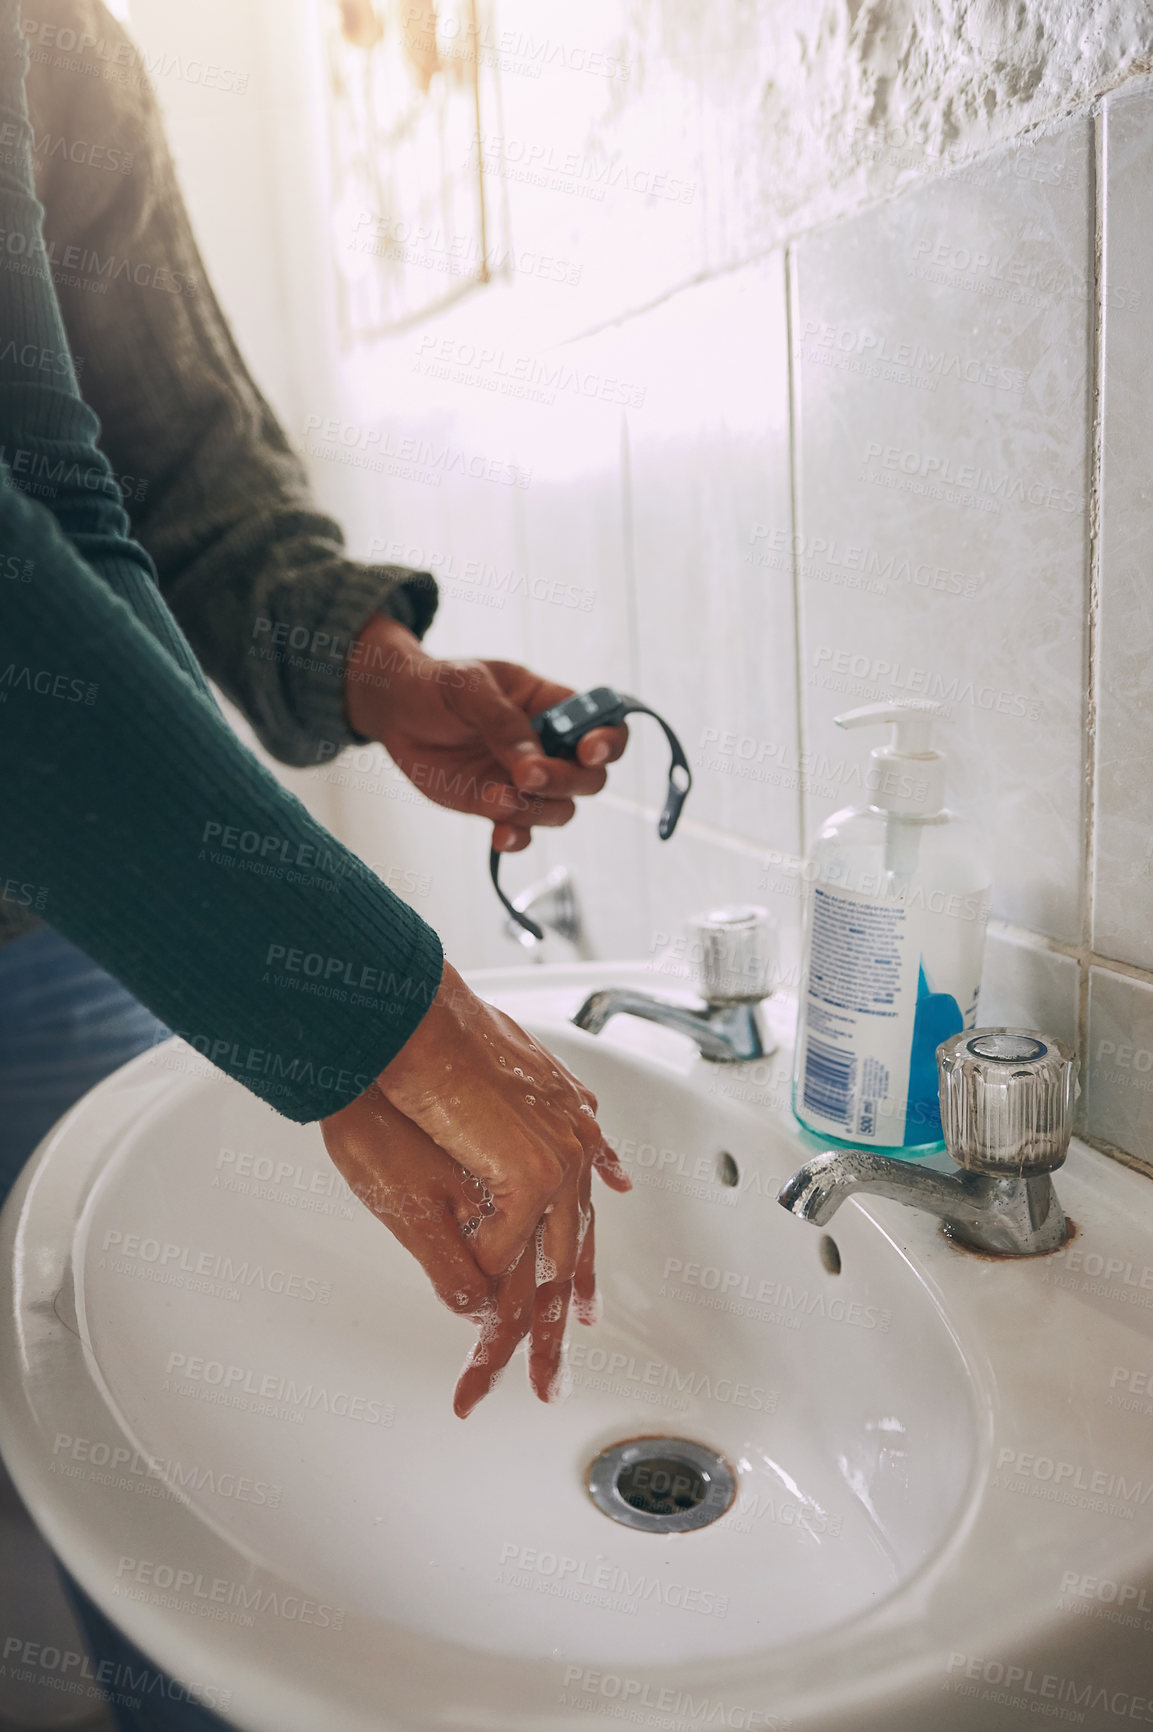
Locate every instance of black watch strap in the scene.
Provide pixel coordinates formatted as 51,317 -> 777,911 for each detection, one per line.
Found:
623,698 -> 692,840
490,845 -> 546,942
492,689 -> 691,940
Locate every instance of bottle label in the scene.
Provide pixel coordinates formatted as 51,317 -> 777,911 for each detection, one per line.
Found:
797,882 -> 978,1146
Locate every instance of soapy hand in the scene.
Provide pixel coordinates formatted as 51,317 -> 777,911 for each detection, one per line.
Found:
320,962 -> 631,1415
344,613 -> 629,853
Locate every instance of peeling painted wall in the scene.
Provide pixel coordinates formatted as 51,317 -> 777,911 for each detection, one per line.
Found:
599,0 -> 1153,267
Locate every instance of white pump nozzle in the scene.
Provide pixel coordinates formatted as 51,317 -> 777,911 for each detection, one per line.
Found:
835,701 -> 946,816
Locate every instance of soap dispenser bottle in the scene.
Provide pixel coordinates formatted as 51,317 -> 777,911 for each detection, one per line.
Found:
791,701 -> 990,1152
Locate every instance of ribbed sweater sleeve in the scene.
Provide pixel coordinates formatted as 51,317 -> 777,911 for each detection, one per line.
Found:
0,470 -> 444,1120
0,6 -> 444,1118
0,5 -> 208,695
24,0 -> 439,767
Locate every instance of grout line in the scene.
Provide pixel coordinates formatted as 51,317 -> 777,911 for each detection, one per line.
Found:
1080,105 -> 1108,1075
601,792 -> 1153,994
1077,952 -> 1153,987
560,257 -> 769,351
1078,1131 -> 1153,1182
597,792 -> 782,863
985,917 -> 1080,959
783,244 -> 808,861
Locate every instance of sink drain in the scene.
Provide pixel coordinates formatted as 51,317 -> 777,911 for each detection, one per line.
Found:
586,1437 -> 736,1534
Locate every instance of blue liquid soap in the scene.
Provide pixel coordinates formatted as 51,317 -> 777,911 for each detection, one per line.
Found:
791,703 -> 989,1155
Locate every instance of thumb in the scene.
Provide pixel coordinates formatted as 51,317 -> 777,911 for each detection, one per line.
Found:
455,664 -> 557,791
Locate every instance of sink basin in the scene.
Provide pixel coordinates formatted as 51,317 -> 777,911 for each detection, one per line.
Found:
2,961 -> 1153,1731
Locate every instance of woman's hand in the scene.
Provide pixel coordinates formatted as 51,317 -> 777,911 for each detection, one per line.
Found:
320,962 -> 631,1414
344,614 -> 628,853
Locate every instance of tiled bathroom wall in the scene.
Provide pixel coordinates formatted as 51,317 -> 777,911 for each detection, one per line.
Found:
1086,87 -> 1153,1170
145,1 -> 1153,1172
322,81 -> 1153,1173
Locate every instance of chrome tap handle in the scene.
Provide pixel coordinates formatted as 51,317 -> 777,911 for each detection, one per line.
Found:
937,1028 -> 1079,1176
686,905 -> 776,1005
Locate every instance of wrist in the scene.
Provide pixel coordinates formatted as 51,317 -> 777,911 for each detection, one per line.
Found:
321,966 -> 465,1127
344,610 -> 428,736
376,963 -> 473,1093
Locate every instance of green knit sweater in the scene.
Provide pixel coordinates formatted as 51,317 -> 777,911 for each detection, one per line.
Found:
0,3 -> 444,1121
0,0 -> 440,950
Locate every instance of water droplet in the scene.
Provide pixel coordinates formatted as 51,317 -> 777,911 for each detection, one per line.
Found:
498,1055 -> 507,1066
525,1094 -> 536,1105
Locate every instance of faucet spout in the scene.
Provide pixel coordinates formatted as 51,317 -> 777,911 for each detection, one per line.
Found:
572,906 -> 778,1063
573,988 -> 768,1063
778,1149 -> 969,1226
777,1148 -> 1068,1256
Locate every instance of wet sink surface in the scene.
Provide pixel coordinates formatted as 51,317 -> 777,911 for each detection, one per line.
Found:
75,1023 -> 981,1668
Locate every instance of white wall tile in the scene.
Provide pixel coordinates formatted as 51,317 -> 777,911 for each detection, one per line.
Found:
524,799 -> 652,963
1093,84 -> 1153,968
793,120 -> 1093,944
976,929 -> 1080,1049
303,744 -> 498,968
508,327 -> 644,810
624,256 -> 801,857
1085,967 -> 1153,1166
296,265 -> 664,961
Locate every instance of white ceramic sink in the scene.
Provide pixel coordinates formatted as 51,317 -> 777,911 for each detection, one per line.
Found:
3,962 -> 1153,1731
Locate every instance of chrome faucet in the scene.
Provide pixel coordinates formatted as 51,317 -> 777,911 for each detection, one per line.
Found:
778,1029 -> 1079,1256
573,907 -> 777,1063
501,864 -> 593,960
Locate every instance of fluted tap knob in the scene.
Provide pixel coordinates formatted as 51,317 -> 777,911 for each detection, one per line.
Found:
686,905 -> 775,1005
937,1028 -> 1079,1175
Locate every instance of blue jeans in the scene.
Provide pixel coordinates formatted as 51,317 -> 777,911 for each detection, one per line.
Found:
0,927 -> 237,1732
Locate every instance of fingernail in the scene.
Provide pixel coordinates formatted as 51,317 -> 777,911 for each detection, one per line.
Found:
454,1377 -> 482,1418
518,762 -> 548,790
585,740 -> 610,765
